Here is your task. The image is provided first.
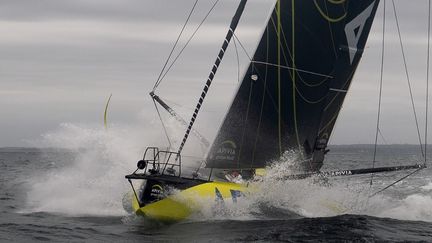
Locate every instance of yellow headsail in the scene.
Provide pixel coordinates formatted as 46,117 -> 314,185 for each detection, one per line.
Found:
104,94 -> 112,130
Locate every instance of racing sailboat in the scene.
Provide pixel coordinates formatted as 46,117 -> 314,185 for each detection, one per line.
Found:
124,0 -> 426,222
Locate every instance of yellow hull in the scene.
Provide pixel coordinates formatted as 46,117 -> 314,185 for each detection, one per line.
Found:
131,181 -> 249,222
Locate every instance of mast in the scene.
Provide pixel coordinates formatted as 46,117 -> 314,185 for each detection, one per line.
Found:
206,0 -> 381,170
176,0 -> 248,156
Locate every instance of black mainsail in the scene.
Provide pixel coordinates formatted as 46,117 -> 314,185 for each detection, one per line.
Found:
125,1 -> 428,213
206,0 -> 381,170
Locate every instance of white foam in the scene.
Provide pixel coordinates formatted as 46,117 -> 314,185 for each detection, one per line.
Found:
25,118 -> 170,216
185,151 -> 370,221
249,153 -> 371,218
24,122 -> 432,222
421,181 -> 432,191
374,194 -> 432,222
187,152 -> 432,222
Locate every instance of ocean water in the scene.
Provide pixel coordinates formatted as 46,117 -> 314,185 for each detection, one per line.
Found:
1,143 -> 432,242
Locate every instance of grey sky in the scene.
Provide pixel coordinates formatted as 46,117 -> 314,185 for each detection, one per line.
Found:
0,0 -> 431,147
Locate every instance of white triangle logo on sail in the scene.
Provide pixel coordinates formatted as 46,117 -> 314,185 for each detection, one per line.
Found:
345,1 -> 375,64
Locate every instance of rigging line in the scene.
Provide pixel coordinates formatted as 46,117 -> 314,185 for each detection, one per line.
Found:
267,16 -> 298,115
322,69 -> 355,112
318,106 -> 341,134
250,64 -> 279,121
277,0 -> 282,156
156,0 -> 220,87
328,0 -> 346,4
270,15 -> 297,87
272,13 -> 333,89
233,36 -> 240,83
295,85 -> 328,104
425,0 -> 431,166
153,0 -> 199,91
273,1 -> 305,158
151,92 -> 211,147
251,61 -> 334,79
272,8 -> 328,160
270,2 -> 301,156
241,65 -> 278,120
162,97 -> 213,112
369,167 -> 425,197
160,98 -> 192,110
269,16 -> 293,80
378,128 -> 389,145
273,3 -> 328,91
291,0 -> 303,160
313,0 -> 347,23
269,14 -> 306,92
324,0 -> 339,58
237,78 -> 255,168
161,97 -> 218,113
296,71 -> 332,87
370,0 -> 386,188
153,99 -> 172,150
365,1 -> 386,209
392,0 -> 425,158
233,33 -> 252,61
176,0 -> 247,157
251,27 -> 270,168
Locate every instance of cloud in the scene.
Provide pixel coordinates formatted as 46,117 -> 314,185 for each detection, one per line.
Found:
0,0 -> 431,146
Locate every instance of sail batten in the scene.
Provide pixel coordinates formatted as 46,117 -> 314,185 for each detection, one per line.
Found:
251,61 -> 335,79
206,0 -> 380,170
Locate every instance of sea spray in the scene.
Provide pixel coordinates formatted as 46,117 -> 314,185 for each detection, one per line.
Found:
370,180 -> 432,222
185,151 -> 371,221
189,150 -> 431,221
26,121 -> 432,222
25,121 -> 169,216
253,151 -> 371,217
245,153 -> 432,222
24,112 -> 209,216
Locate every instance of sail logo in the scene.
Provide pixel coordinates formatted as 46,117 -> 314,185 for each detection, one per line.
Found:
344,1 -> 375,64
150,184 -> 164,199
325,170 -> 353,177
214,140 -> 237,161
